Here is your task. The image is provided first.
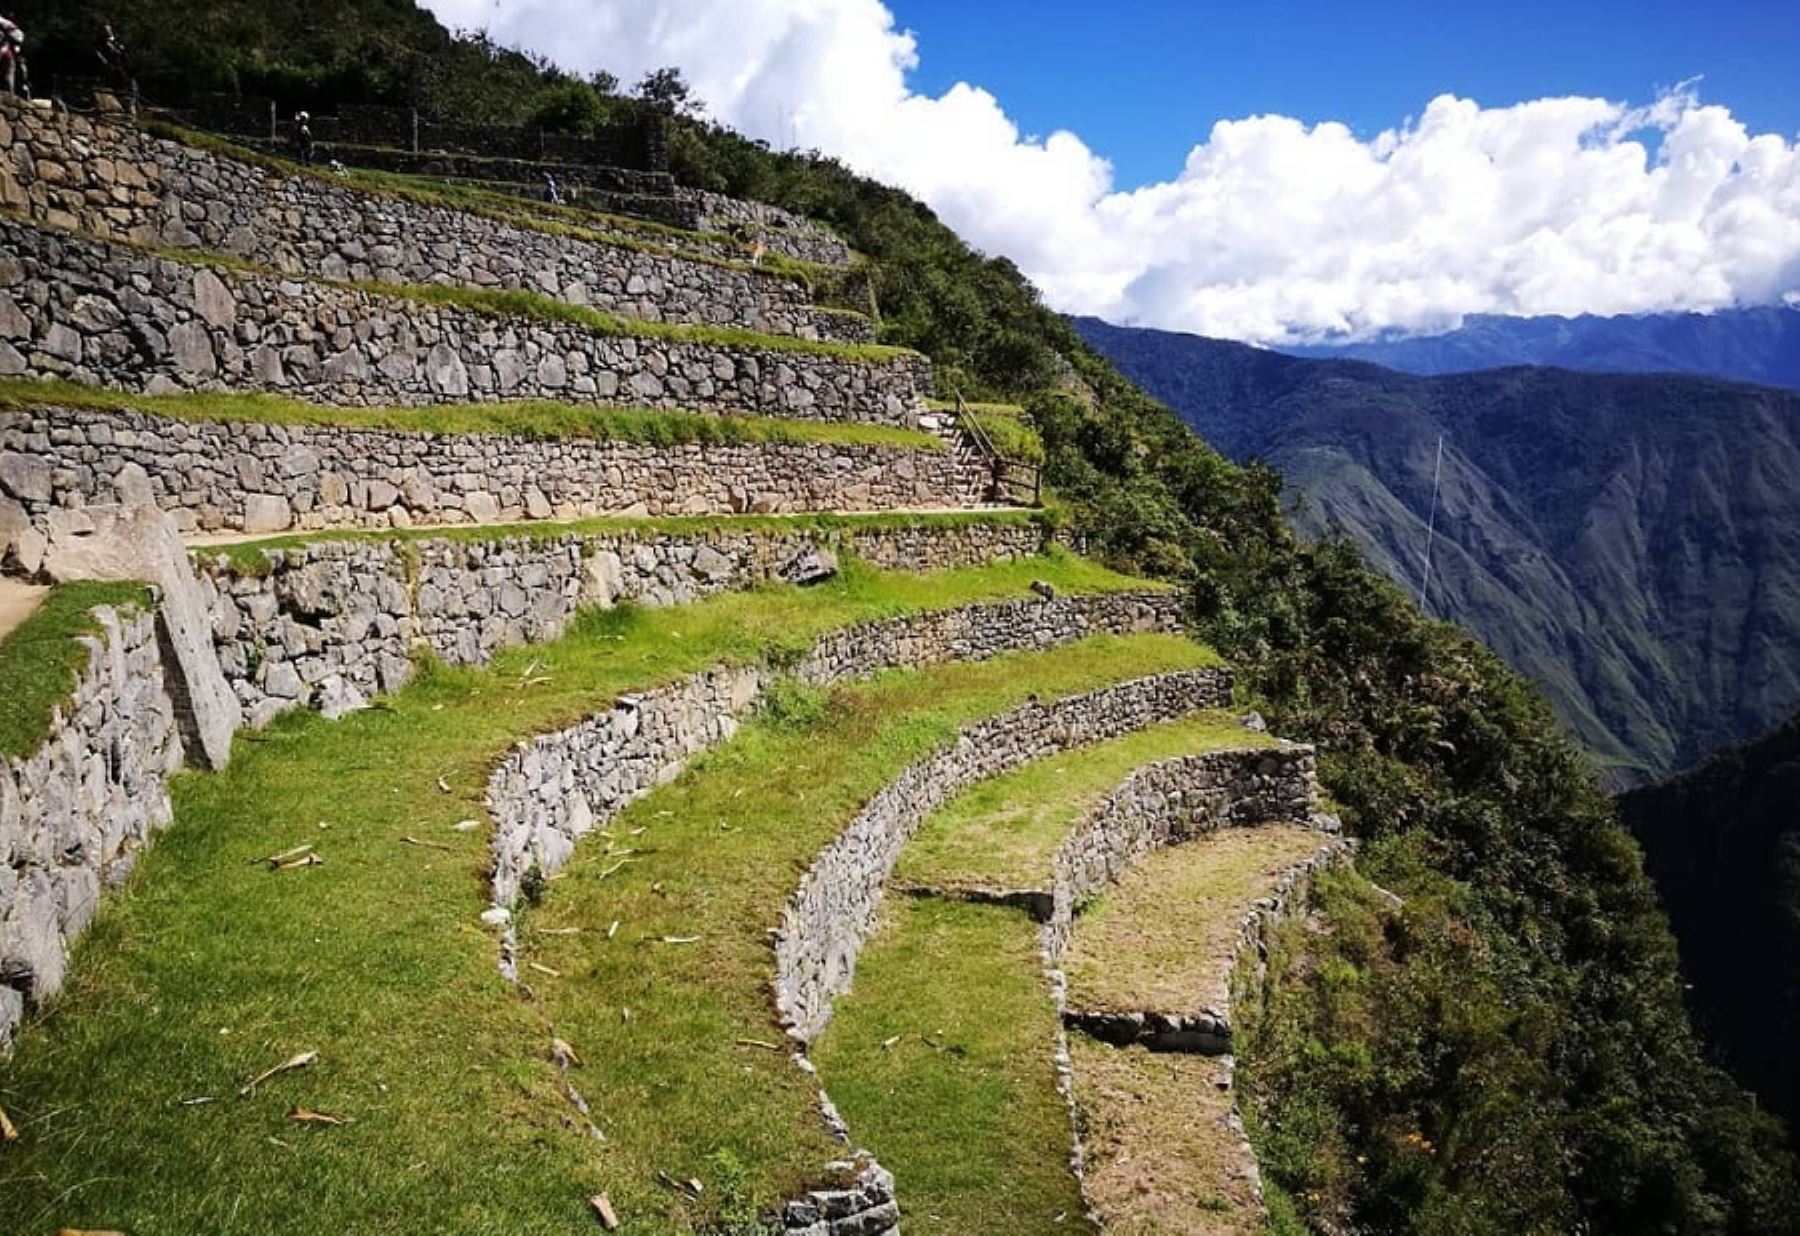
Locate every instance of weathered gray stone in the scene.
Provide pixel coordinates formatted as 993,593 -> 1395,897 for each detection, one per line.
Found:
242,493 -> 293,535
0,450 -> 51,502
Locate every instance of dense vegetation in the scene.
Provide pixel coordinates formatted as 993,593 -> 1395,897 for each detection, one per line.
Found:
1076,316 -> 1800,786
10,3 -> 1798,1228
1619,713 -> 1800,1151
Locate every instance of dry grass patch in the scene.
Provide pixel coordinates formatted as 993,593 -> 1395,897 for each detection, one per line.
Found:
895,713 -> 1264,894
1068,1034 -> 1262,1235
1064,823 -> 1332,1018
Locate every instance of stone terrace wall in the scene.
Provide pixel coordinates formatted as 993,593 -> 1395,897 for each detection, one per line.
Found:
1045,747 -> 1320,960
0,603 -> 183,1051
193,521 -> 1056,728
774,668 -> 1235,1043
680,189 -> 854,268
0,218 -> 931,424
0,97 -> 869,345
484,591 -> 1188,910
1,406 -> 987,536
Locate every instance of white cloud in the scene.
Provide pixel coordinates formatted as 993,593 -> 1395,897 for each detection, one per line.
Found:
422,0 -> 1800,344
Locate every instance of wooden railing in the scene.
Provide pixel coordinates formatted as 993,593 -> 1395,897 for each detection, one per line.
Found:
951,390 -> 1042,507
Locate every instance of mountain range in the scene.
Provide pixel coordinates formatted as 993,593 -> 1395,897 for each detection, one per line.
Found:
1278,305 -> 1800,392
1074,314 -> 1800,784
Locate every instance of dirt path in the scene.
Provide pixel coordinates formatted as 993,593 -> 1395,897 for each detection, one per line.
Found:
0,578 -> 48,642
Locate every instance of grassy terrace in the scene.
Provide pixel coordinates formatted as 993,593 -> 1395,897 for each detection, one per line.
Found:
809,714 -> 1257,1234
515,630 -> 1213,1231
140,120 -> 833,282
0,581 -> 150,759
895,713 -> 1269,893
813,898 -> 1088,1235
14,207 -> 894,365
1063,822 -> 1331,1018
195,509 -> 1060,575
0,377 -> 937,450
0,554 -> 1190,1234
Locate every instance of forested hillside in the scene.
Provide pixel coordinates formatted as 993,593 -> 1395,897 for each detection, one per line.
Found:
1620,714 -> 1800,1149
11,2 -> 1798,1229
1076,316 -> 1800,785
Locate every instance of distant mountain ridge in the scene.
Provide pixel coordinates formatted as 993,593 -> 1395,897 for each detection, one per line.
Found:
1073,314 -> 1800,783
1277,305 -> 1800,392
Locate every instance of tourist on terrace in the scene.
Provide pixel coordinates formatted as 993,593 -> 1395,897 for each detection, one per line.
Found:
292,110 -> 315,165
0,14 -> 26,98
95,22 -> 129,90
542,172 -> 563,205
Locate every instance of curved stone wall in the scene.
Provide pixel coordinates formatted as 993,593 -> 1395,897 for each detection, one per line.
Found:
1045,746 -> 1321,958
0,602 -> 183,1051
483,591 -> 1191,911
772,668 -> 1235,1043
0,218 -> 930,423
0,97 -> 868,344
1,405 -> 985,535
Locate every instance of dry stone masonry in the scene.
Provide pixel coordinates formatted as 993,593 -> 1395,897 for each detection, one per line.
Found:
1,404 -> 988,535
774,667 -> 1235,1043
0,217 -> 931,423
0,601 -> 183,1051
193,521 -> 1058,730
0,96 -> 869,344
678,188 -> 855,267
484,590 -> 1186,913
1045,747 -> 1321,961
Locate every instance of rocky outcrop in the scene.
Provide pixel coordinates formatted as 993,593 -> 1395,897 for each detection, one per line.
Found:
0,96 -> 869,344
0,404 -> 987,535
0,217 -> 931,423
0,602 -> 183,1051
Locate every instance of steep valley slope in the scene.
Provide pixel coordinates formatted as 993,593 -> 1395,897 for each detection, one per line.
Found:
1074,316 -> 1800,784
1619,713 -> 1800,1144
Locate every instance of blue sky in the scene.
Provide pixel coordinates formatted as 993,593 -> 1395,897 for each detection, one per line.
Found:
433,0 -> 1800,341
892,0 -> 1800,188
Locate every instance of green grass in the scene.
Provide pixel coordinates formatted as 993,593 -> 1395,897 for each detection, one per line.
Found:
373,282 -> 909,363
0,377 -> 936,449
925,401 -> 1044,464
811,897 -> 1092,1235
196,509 -> 1065,575
1064,823 -> 1331,1018
0,557 -> 1196,1234
518,630 -> 1209,1232
0,581 -> 150,759
895,712 -> 1259,892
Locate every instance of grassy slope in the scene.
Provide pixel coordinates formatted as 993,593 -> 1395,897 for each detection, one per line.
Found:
812,897 -> 1087,1236
526,632 -> 1211,1229
0,378 -> 939,451
0,556 -> 1187,1234
895,712 -> 1264,891
0,582 -> 150,760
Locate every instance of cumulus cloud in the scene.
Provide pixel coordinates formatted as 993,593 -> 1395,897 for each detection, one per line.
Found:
422,0 -> 1800,344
